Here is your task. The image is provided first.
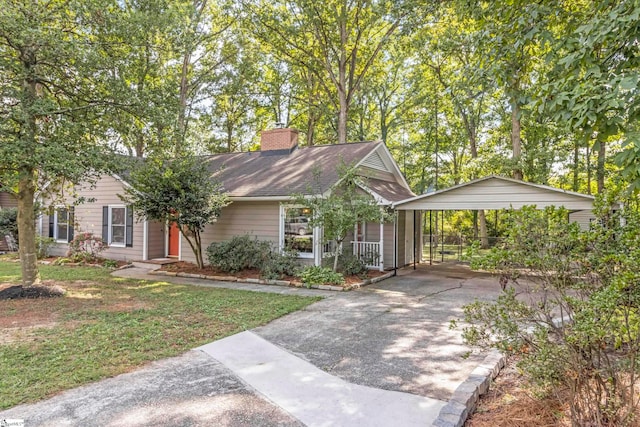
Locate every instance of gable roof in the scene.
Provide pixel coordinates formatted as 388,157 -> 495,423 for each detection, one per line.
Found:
394,175 -> 597,211
205,141 -> 411,200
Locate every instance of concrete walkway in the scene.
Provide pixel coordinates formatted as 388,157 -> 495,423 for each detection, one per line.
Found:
200,331 -> 445,427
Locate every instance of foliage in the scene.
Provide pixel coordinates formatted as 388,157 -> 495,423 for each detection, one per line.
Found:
102,259 -> 118,269
261,249 -> 301,280
298,266 -> 344,287
35,236 -> 55,259
206,235 -> 271,274
123,156 -> 230,269
458,201 -> 640,426
324,252 -> 367,277
66,232 -> 107,263
0,208 -> 18,242
0,260 -> 319,409
0,0 -> 121,286
293,165 -> 391,271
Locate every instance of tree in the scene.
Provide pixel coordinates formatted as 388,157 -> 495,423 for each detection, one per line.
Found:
293,165 -> 390,271
459,201 -> 640,426
0,0 -> 115,286
246,0 -> 413,144
122,156 -> 230,268
541,0 -> 640,193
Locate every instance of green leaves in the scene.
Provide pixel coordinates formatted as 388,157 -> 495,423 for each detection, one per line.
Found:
123,155 -> 230,267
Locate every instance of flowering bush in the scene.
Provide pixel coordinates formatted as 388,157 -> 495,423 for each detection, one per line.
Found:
67,232 -> 107,263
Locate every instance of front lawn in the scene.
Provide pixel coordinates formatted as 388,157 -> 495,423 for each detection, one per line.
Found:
0,261 -> 320,409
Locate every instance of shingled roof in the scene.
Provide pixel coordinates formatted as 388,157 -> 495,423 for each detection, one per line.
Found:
204,141 -> 388,198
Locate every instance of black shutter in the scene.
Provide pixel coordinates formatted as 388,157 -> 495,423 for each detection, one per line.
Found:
125,207 -> 133,247
102,206 -> 109,242
48,207 -> 54,238
67,207 -> 75,242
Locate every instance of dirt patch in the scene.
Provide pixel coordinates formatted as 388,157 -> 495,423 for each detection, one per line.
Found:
160,261 -> 387,287
0,284 -> 65,300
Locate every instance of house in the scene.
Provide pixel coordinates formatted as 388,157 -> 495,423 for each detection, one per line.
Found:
39,128 -> 419,270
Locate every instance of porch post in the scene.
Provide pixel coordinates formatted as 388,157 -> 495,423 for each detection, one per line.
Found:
142,220 -> 148,260
379,210 -> 384,272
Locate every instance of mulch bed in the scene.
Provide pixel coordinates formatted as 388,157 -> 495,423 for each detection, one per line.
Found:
0,284 -> 65,300
466,357 -> 640,427
160,261 -> 388,287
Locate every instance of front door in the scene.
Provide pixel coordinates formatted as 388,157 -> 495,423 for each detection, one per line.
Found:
168,222 -> 180,257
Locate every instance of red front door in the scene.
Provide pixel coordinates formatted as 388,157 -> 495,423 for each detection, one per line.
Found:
168,222 -> 179,257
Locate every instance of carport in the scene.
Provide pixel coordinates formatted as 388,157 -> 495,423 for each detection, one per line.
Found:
392,175 -> 598,267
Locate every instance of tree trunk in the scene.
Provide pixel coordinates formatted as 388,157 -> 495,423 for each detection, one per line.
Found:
176,50 -> 190,155
337,3 -> 348,145
17,172 -> 40,286
573,141 -> 580,191
337,84 -> 348,144
511,96 -> 523,180
596,140 -> 606,193
478,209 -> 489,249
333,240 -> 342,272
468,121 -> 489,249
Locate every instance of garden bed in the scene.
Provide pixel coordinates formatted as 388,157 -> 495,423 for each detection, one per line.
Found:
467,357 -> 640,427
155,261 -> 392,291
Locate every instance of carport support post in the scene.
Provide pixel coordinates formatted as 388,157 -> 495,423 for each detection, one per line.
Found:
441,210 -> 444,263
413,210 -> 417,270
429,210 -> 432,265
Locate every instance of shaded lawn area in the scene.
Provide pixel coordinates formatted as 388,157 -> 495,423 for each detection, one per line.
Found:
0,261 -> 321,409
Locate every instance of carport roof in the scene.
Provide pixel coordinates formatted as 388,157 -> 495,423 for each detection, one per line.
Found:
393,175 -> 597,211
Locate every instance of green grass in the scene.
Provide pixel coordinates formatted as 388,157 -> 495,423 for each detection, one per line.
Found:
0,261 -> 321,409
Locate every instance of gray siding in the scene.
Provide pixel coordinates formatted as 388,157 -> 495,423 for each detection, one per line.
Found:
41,175 -> 144,261
399,177 -> 595,211
180,201 -> 279,265
147,221 -> 166,259
0,192 -> 17,209
569,210 -> 595,231
398,211 -> 406,267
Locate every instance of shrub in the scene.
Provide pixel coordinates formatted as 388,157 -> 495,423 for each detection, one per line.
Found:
340,253 -> 368,276
67,232 -> 107,263
0,208 -> 18,242
456,202 -> 640,426
103,259 -> 118,268
298,266 -> 344,287
206,235 -> 271,273
261,249 -> 300,280
35,236 -> 55,259
324,253 -> 367,276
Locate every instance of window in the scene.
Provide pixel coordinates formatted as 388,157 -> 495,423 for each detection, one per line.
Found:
55,208 -> 69,242
282,206 -> 314,258
102,205 -> 133,247
49,207 -> 74,243
109,206 -> 126,246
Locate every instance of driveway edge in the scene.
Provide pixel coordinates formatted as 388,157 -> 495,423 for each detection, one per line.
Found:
431,351 -> 505,427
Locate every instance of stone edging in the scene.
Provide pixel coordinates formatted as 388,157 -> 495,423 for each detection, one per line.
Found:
148,270 -> 394,292
432,351 -> 506,427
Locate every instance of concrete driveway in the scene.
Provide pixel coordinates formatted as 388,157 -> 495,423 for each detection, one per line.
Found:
255,263 -> 502,401
0,263 -> 504,426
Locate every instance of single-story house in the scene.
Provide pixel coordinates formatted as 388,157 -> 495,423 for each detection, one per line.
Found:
39,128 -> 420,270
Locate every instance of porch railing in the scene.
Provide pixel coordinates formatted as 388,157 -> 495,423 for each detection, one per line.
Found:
351,241 -> 382,270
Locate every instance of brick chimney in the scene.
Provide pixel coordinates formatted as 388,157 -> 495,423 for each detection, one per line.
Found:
260,127 -> 299,154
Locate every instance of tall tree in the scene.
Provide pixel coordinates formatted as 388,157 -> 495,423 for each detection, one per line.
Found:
0,0 -> 119,286
246,0 -> 414,144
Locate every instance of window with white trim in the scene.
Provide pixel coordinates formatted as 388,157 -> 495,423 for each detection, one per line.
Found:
281,206 -> 314,258
54,208 -> 69,242
109,206 -> 126,246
